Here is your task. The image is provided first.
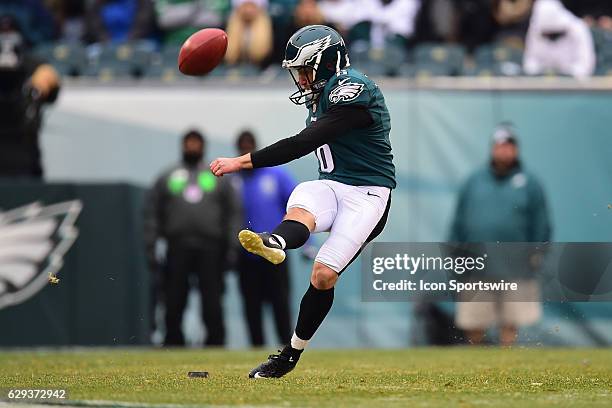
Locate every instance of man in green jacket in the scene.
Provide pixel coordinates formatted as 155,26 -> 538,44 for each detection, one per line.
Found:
450,124 -> 551,346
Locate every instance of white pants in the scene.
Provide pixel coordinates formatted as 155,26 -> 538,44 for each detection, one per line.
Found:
287,180 -> 391,273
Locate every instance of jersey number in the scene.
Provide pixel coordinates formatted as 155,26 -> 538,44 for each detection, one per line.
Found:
315,144 -> 334,173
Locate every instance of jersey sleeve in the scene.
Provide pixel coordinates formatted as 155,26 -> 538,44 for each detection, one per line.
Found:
250,105 -> 373,168
325,75 -> 370,108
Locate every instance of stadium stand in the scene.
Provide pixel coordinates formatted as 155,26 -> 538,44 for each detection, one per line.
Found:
11,1 -> 612,81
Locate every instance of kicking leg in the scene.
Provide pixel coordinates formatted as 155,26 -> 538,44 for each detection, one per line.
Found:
237,209 -> 311,264
287,185 -> 391,352
238,181 -> 336,264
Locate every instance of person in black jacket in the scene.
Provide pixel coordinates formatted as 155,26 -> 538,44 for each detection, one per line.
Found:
0,15 -> 60,179
144,130 -> 241,346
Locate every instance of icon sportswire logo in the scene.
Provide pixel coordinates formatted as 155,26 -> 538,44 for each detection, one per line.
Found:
0,201 -> 82,310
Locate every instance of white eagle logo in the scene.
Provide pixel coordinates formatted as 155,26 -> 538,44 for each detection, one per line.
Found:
283,35 -> 334,67
329,78 -> 365,104
0,201 -> 82,310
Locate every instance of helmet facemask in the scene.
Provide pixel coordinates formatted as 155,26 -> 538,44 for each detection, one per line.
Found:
286,66 -> 327,107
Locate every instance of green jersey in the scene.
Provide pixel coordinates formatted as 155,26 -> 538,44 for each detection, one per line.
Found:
306,68 -> 396,189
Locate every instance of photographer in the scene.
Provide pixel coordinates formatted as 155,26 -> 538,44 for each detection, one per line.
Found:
0,15 -> 60,179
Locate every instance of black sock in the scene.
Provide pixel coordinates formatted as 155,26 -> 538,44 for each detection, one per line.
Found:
271,220 -> 310,249
294,283 -> 334,342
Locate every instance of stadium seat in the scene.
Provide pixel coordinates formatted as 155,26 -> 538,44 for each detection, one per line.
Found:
415,63 -> 456,78
461,62 -> 494,77
595,33 -> 612,76
85,42 -> 155,80
225,65 -> 260,81
397,63 -> 416,78
143,46 -> 182,81
33,42 -> 87,77
595,62 -> 612,77
414,44 -> 465,76
349,41 -> 408,77
472,44 -> 524,77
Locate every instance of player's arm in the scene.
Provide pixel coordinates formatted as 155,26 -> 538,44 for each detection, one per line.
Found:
210,105 -> 372,176
250,105 -> 372,168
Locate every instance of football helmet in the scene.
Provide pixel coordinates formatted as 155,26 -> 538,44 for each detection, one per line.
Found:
282,25 -> 350,106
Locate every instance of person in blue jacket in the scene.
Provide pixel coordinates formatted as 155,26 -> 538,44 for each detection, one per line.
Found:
450,123 -> 552,346
233,130 -> 297,347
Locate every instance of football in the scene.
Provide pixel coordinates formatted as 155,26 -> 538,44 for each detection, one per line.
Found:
178,28 -> 228,76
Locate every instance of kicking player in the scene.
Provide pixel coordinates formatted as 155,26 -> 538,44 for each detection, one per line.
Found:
210,25 -> 395,378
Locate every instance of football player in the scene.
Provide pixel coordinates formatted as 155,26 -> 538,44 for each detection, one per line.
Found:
210,25 -> 395,378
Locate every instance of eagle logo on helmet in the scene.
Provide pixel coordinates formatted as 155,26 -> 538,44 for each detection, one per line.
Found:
329,78 -> 365,104
283,35 -> 334,68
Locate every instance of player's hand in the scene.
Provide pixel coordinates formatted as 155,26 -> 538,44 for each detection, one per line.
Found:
210,157 -> 242,177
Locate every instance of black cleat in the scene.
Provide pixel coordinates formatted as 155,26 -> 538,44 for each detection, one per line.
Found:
238,230 -> 286,264
248,347 -> 299,379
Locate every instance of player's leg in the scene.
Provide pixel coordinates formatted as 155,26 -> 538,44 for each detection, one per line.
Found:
266,260 -> 292,345
285,185 -> 390,353
163,245 -> 192,346
238,180 -> 337,264
455,301 -> 495,345
498,280 -> 541,346
499,325 -> 518,346
248,184 -> 390,378
248,261 -> 337,378
238,256 -> 266,346
197,243 -> 225,346
289,261 -> 337,349
466,329 -> 487,345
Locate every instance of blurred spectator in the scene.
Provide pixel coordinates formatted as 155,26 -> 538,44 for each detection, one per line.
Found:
523,0 -> 596,79
46,0 -> 87,43
154,0 -> 230,45
0,15 -> 60,179
0,0 -> 55,45
232,130 -> 296,346
225,0 -> 273,66
563,0 -> 612,31
455,0 -> 497,51
450,124 -> 551,346
143,130 -> 241,346
492,0 -> 533,46
317,0 -> 362,38
494,0 -> 533,26
293,0 -> 325,28
360,0 -> 421,49
86,0 -> 157,44
414,0 -> 457,44
270,0 -> 328,63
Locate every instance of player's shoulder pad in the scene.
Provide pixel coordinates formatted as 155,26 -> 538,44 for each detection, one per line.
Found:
324,68 -> 371,107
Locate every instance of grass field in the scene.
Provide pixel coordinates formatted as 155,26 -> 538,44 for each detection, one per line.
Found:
1,348 -> 611,407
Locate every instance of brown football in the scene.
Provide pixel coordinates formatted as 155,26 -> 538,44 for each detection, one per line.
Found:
178,28 -> 228,76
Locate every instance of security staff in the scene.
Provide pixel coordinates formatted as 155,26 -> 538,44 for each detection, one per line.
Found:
144,130 -> 241,346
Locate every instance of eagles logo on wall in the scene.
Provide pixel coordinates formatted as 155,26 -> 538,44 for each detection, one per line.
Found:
0,201 -> 82,310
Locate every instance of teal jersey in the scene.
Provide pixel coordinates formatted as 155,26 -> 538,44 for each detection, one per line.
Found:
306,68 -> 396,189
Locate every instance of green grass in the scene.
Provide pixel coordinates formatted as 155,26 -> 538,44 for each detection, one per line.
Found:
0,348 -> 611,407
